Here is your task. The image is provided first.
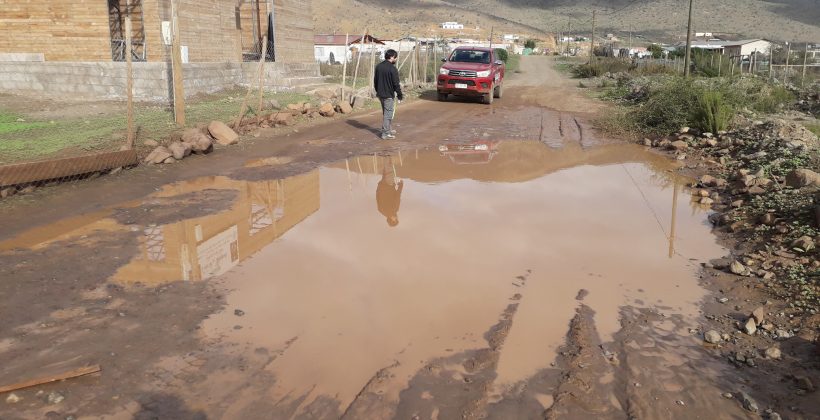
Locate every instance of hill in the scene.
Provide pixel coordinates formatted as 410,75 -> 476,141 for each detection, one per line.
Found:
313,0 -> 820,44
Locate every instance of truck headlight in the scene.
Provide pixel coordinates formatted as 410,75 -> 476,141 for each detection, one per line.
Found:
476,70 -> 491,77
439,68 -> 449,75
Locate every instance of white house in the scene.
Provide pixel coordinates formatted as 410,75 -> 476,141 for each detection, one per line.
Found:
314,34 -> 386,64
503,34 -> 519,42
722,39 -> 773,58
694,32 -> 714,38
442,22 -> 464,30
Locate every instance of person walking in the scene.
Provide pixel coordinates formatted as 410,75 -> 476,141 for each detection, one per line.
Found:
374,49 -> 404,140
376,156 -> 403,227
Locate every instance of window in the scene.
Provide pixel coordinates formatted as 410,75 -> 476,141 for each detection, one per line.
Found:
450,50 -> 491,64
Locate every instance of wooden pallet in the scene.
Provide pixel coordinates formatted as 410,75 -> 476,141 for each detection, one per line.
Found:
0,149 -> 139,187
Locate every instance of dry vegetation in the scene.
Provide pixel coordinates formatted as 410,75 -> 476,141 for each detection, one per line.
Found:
313,0 -> 820,43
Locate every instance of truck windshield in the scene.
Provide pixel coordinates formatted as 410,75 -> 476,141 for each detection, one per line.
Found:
449,50 -> 491,64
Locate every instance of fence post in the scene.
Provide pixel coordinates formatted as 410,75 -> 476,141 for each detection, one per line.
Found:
341,33 -> 349,102
125,12 -> 135,149
802,43 -> 809,88
350,29 -> 367,104
369,37 -> 377,94
718,53 -> 722,77
256,35 -> 269,114
233,35 -> 267,129
785,42 -> 792,84
170,0 -> 185,126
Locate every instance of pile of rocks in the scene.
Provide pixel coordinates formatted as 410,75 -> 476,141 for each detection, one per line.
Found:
143,120 -> 238,165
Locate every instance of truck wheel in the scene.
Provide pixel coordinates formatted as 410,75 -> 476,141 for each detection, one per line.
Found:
494,84 -> 503,99
437,92 -> 448,101
483,91 -> 493,105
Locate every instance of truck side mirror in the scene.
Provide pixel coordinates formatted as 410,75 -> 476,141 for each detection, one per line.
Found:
494,60 -> 504,66
441,58 -> 447,63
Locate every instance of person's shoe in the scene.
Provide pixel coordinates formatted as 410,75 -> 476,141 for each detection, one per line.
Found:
389,129 -> 397,135
381,133 -> 396,140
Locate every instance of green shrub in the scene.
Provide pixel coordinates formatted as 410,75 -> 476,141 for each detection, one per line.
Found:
627,77 -> 699,135
572,58 -> 634,78
692,91 -> 734,133
753,85 -> 794,113
494,48 -> 509,63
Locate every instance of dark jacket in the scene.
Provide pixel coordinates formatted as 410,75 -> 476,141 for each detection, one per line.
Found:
374,60 -> 404,100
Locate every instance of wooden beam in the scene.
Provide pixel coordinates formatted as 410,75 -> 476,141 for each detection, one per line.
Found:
0,150 -> 139,187
0,365 -> 101,394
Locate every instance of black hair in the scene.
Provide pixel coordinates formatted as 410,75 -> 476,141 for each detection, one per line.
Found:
385,49 -> 398,60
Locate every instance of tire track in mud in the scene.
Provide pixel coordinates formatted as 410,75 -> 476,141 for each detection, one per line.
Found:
343,271 -> 533,420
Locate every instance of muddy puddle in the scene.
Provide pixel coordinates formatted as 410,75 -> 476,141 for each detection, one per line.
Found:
0,140 -> 729,418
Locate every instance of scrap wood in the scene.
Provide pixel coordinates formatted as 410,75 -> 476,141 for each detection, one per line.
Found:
0,365 -> 101,394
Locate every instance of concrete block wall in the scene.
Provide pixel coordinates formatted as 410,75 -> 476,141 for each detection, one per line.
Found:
273,0 -> 316,63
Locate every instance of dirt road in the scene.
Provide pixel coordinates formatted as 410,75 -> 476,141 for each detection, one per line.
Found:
0,57 -> 813,419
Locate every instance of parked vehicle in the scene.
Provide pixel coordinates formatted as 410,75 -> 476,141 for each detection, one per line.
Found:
437,47 -> 505,105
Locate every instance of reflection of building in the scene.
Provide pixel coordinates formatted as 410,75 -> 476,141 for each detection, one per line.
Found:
114,171 -> 320,285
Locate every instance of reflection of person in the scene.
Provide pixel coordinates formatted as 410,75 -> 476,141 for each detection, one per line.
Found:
374,49 -> 404,140
376,157 -> 404,227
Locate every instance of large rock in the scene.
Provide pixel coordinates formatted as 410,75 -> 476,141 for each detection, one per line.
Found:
791,236 -> 816,251
313,89 -> 337,100
168,141 -> 191,160
181,129 -> 214,154
730,261 -> 748,276
669,140 -> 688,151
764,347 -> 781,359
751,307 -> 766,325
319,103 -> 336,117
738,392 -> 758,413
208,121 -> 239,146
337,101 -> 353,114
704,330 -> 722,344
742,318 -> 757,335
786,169 -> 820,188
144,146 -> 173,164
271,112 -> 295,126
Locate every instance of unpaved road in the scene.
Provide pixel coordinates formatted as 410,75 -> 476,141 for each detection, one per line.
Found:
0,57 -> 815,419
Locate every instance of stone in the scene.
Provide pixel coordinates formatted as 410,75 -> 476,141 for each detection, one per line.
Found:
46,392 -> 64,404
319,103 -> 336,117
143,139 -> 159,147
268,99 -> 282,110
768,413 -> 782,420
791,236 -> 815,251
700,197 -> 714,205
699,175 -> 716,186
0,187 -> 16,199
764,347 -> 781,359
163,157 -> 176,164
314,88 -> 337,100
679,126 -> 690,134
272,112 -> 295,126
337,101 -> 353,114
167,141 -> 190,160
5,393 -> 21,403
738,392 -> 758,412
234,309 -> 245,317
705,138 -> 718,147
669,140 -> 688,151
748,186 -> 766,195
181,129 -> 214,154
751,307 -> 766,325
143,146 -> 173,164
704,330 -> 722,344
287,103 -> 302,111
786,169 -> 820,188
302,103 -> 313,113
730,261 -> 747,275
795,376 -> 814,391
731,200 -> 744,208
743,318 -> 757,335
208,121 -> 239,146
642,138 -> 653,146
759,213 -> 776,226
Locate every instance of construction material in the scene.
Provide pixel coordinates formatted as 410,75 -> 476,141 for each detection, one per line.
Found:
0,150 -> 138,187
0,365 -> 101,394
234,35 -> 267,129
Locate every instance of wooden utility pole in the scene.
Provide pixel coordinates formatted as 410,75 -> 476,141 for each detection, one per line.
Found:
589,10 -> 596,62
124,8 -> 135,149
801,43 -> 809,88
369,36 -> 377,92
350,29 -> 367,103
341,33 -> 349,101
255,35 -> 269,114
170,0 -> 185,126
768,46 -> 773,81
785,42 -> 792,84
683,0 -> 694,77
489,26 -> 494,50
718,53 -> 722,77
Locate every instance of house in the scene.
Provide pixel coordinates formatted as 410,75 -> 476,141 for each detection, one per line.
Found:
694,32 -> 714,38
503,34 -> 519,42
0,0 -> 321,101
721,39 -> 773,58
442,22 -> 464,30
314,35 -> 352,64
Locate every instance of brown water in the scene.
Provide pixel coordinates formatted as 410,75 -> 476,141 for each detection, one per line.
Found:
0,140 -> 726,417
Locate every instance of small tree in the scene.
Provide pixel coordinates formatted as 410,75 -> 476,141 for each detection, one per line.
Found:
524,39 -> 536,49
494,48 -> 509,63
648,44 -> 664,59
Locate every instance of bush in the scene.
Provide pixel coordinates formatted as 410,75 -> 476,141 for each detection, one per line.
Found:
572,58 -> 634,78
494,48 -> 509,63
753,85 -> 794,113
626,77 -> 699,135
692,91 -> 733,133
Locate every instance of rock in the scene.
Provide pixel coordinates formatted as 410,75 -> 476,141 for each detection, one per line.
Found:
669,140 -> 688,151
768,413 -> 782,420
751,307 -> 766,325
699,175 -> 716,186
730,261 -> 747,275
163,157 -> 176,164
642,138 -> 653,146
705,138 -> 718,147
337,101 -> 353,114
759,213 -> 776,226
738,392 -> 758,412
722,392 -> 733,399
268,99 -> 282,110
679,126 -> 690,134
5,393 -> 21,403
143,146 -> 173,164
319,103 -> 336,117
181,129 -> 214,154
748,186 -> 766,195
314,89 -> 337,100
46,392 -> 64,404
302,102 -> 313,114
731,200 -> 743,208
786,169 -> 820,188
208,121 -> 239,146
287,103 -> 303,111
743,318 -> 757,335
704,330 -> 722,344
0,187 -> 16,199
700,197 -> 714,205
143,139 -> 159,147
775,329 -> 792,339
272,112 -> 295,126
764,347 -> 781,359
234,309 -> 245,317
791,236 -> 815,251
795,376 -> 814,391
167,141 -> 190,160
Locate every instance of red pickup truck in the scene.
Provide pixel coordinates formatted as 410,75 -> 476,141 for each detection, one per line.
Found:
437,47 -> 505,105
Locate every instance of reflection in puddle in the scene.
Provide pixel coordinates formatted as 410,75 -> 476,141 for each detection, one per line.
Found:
0,140 -> 726,418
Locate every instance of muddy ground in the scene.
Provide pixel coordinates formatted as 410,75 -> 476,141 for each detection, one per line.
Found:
0,57 -> 817,420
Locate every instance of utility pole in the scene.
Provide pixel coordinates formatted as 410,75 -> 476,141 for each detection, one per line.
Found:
683,0 -> 694,76
589,10 -> 596,62
785,42 -> 792,84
